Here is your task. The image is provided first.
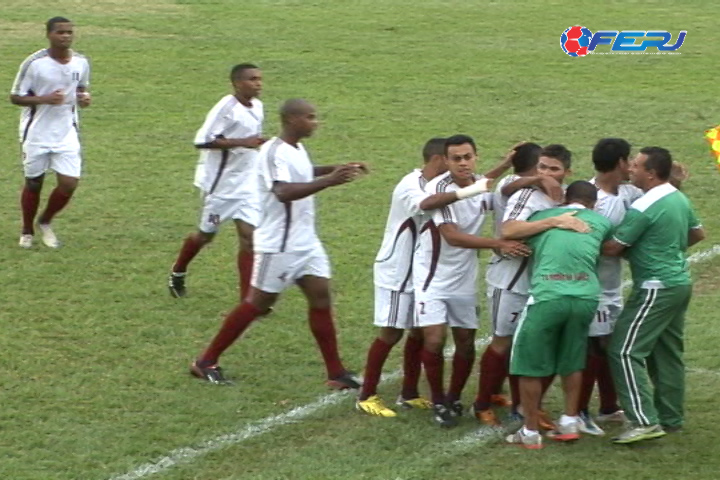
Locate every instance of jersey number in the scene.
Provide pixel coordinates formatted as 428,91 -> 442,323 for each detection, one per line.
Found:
208,214 -> 221,226
510,312 -> 520,323
596,311 -> 609,323
418,302 -> 426,315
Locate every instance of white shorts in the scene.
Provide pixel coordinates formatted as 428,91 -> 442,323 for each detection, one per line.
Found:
22,142 -> 82,178
415,294 -> 478,329
198,194 -> 261,233
251,246 -> 331,293
589,303 -> 622,337
374,287 -> 415,329
487,286 -> 529,337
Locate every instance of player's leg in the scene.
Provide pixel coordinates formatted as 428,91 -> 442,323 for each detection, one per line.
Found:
446,296 -> 478,415
577,306 -> 612,435
191,252 -> 284,384
595,304 -> 624,422
18,144 -> 49,247
648,285 -> 691,432
35,146 -> 82,247
233,216 -> 257,302
398,328 -> 430,408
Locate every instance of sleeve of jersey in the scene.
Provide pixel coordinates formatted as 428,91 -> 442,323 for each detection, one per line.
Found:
612,208 -> 650,246
79,60 -> 90,89
10,59 -> 34,96
688,204 -> 702,229
267,149 -> 292,186
503,189 -> 535,222
433,203 -> 458,226
193,100 -> 232,145
398,181 -> 428,217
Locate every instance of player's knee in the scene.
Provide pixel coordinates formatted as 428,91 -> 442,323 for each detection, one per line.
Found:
195,231 -> 215,245
25,175 -> 44,192
378,327 -> 403,345
490,336 -> 512,354
57,176 -> 78,195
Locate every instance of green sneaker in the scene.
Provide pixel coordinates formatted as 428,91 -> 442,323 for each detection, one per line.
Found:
612,424 -> 666,444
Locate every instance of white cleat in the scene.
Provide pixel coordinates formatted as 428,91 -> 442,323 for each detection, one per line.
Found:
19,234 -> 34,248
596,410 -> 628,424
579,411 -> 606,436
38,223 -> 60,248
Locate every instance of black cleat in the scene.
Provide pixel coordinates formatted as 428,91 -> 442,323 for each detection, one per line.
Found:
190,361 -> 232,385
433,403 -> 458,428
326,370 -> 362,390
168,272 -> 187,298
449,400 -> 464,418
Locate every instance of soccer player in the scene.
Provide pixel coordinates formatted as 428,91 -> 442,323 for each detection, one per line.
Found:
414,134 -> 530,427
577,138 -> 642,435
669,161 -> 689,189
603,147 -> 705,444
476,145 -> 584,427
10,16 -> 91,249
357,138 -> 511,417
507,181 -> 613,449
168,64 -> 265,300
190,99 -> 365,389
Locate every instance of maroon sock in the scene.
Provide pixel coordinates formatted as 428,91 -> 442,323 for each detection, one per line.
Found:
474,347 -> 508,410
421,349 -> 445,405
400,334 -> 423,399
359,338 -> 394,400
20,187 -> 40,235
237,250 -> 253,301
597,353 -> 620,413
579,354 -> 600,412
447,351 -> 475,403
308,308 -> 345,379
173,235 -> 204,273
37,187 -> 72,225
199,302 -> 260,364
509,375 -> 521,412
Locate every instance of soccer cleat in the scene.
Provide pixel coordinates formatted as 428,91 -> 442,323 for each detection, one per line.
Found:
168,272 -> 187,298
546,417 -> 581,442
449,400 -> 464,417
596,409 -> 628,424
326,371 -> 362,390
490,394 -> 512,408
661,424 -> 683,434
506,428 -> 543,449
396,396 -> 433,409
579,411 -> 605,436
612,425 -> 666,444
37,223 -> 60,248
190,361 -> 232,385
356,395 -> 397,417
432,403 -> 458,428
19,234 -> 33,249
473,404 -> 501,427
538,410 -> 557,431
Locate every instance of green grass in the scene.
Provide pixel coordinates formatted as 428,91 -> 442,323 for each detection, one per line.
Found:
0,1 -> 718,479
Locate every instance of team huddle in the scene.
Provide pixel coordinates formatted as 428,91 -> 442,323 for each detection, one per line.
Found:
11,17 -> 705,452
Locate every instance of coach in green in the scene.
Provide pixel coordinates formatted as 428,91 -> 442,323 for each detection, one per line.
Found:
603,147 -> 705,444
507,181 -> 613,449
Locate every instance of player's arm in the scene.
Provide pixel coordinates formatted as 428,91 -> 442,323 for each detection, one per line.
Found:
502,176 -> 563,203
687,205 -> 705,247
314,162 -> 368,177
76,86 -> 91,108
419,179 -> 491,211
196,135 -> 265,149
10,91 -> 64,106
602,208 -> 649,256
502,211 -> 588,240
272,165 -> 359,202
438,223 -> 530,255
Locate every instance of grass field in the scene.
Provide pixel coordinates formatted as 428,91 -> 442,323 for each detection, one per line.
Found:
0,1 -> 718,479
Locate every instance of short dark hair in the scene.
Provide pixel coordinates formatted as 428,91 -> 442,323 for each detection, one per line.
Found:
639,146 -> 672,180
46,16 -> 71,33
422,137 -> 446,163
444,134 -> 476,155
540,144 -> 572,169
512,142 -> 542,174
565,180 -> 597,205
592,138 -> 631,173
230,63 -> 259,82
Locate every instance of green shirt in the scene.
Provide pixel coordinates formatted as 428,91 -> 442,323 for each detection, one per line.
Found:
613,183 -> 701,288
526,206 -> 613,302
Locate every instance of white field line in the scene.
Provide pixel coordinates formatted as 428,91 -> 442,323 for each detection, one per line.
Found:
109,244 -> 720,480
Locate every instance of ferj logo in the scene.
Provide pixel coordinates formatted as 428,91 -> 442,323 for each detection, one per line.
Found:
560,26 -> 686,57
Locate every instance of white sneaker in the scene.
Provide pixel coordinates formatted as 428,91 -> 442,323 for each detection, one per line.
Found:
38,223 -> 60,248
579,411 -> 605,436
506,427 -> 543,449
596,409 -> 628,424
612,424 -> 666,444
19,234 -> 34,248
546,416 -> 581,442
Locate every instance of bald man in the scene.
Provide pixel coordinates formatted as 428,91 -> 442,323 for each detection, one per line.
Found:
190,99 -> 367,390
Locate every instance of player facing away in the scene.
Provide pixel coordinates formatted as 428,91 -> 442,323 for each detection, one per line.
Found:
507,181 -> 613,449
357,138 -> 508,417
576,138 -> 643,435
190,99 -> 365,389
603,147 -> 705,444
10,17 -> 91,249
168,64 -> 265,300
477,145 -> 584,428
414,135 -> 530,428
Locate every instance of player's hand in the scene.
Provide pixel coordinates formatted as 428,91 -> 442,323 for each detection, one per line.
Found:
44,90 -> 65,105
553,211 -> 590,233
239,136 -> 266,148
537,176 -> 564,203
77,91 -> 91,108
498,240 -> 531,257
327,164 -> 360,186
502,141 -> 528,165
347,162 -> 370,174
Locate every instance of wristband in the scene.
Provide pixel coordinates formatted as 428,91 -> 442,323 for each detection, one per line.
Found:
456,178 -> 490,200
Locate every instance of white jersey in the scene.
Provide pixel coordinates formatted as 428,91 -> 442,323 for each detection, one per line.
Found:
590,178 -> 643,304
487,187 -> 557,294
374,169 -> 430,292
11,49 -> 90,146
193,95 -> 264,198
414,172 -> 492,298
254,137 -> 321,253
